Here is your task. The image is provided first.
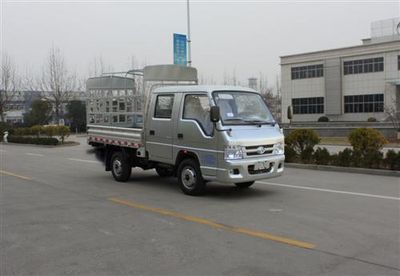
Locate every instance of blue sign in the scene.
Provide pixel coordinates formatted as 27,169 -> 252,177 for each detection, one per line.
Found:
173,33 -> 187,66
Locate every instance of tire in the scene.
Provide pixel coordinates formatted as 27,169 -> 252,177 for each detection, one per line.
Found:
111,151 -> 131,182
177,159 -> 206,196
155,167 -> 174,177
235,181 -> 255,189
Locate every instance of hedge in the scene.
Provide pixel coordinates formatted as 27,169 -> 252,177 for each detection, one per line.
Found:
285,128 -> 399,170
8,136 -> 59,145
12,125 -> 70,143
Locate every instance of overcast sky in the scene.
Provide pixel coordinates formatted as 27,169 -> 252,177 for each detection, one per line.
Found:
2,0 -> 399,88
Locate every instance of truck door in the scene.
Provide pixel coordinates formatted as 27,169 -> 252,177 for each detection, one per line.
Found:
146,93 -> 176,164
174,93 -> 218,177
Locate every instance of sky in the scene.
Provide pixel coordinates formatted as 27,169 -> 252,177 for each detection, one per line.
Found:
1,0 -> 400,88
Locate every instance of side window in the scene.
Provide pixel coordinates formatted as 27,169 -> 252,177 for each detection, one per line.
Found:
154,95 -> 174,119
183,94 -> 212,136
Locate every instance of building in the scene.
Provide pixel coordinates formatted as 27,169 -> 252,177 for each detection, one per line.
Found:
3,90 -> 86,125
280,18 -> 400,123
3,91 -> 41,124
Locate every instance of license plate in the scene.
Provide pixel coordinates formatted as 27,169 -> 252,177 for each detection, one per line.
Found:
254,161 -> 269,171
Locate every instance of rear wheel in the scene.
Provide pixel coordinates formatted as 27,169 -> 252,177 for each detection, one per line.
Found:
111,151 -> 131,182
177,159 -> 206,196
155,167 -> 174,177
235,181 -> 255,189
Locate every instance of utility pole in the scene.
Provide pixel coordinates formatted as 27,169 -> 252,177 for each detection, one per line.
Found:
186,0 -> 192,67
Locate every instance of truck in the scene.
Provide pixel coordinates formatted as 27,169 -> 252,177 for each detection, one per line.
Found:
87,65 -> 285,195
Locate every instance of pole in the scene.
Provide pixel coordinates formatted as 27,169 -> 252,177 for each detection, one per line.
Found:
186,0 -> 192,67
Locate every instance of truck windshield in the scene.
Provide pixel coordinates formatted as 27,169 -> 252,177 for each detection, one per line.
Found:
213,91 -> 275,125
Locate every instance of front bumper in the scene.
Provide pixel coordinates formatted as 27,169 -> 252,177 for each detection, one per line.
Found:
211,154 -> 285,183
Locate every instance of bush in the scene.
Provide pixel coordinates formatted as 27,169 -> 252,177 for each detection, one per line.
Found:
349,128 -> 387,156
43,125 -> 57,137
284,146 -> 297,163
30,125 -> 45,137
314,147 -> 331,165
300,147 -> 314,163
383,150 -> 400,171
8,136 -> 59,145
332,148 -> 354,167
318,116 -> 329,122
367,117 -> 377,122
363,151 -> 384,169
285,129 -> 320,162
55,125 -> 70,143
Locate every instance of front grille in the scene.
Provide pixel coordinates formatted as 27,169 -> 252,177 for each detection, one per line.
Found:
248,163 -> 273,175
245,144 -> 274,157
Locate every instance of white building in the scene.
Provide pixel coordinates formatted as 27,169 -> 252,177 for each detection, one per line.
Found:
281,18 -> 400,123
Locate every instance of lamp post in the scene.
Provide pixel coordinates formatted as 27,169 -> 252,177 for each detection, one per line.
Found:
186,0 -> 192,67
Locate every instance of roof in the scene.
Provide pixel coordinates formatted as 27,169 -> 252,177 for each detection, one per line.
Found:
280,38 -> 400,65
153,85 -> 258,94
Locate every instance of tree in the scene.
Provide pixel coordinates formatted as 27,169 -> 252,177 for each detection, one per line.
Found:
24,100 -> 52,126
66,100 -> 86,132
0,54 -> 19,122
384,99 -> 400,131
40,46 -> 77,124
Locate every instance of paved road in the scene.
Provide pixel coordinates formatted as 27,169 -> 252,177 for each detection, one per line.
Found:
1,138 -> 399,276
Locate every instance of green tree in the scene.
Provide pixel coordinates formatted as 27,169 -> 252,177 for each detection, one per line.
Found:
66,100 -> 86,132
24,100 -> 52,126
348,128 -> 387,168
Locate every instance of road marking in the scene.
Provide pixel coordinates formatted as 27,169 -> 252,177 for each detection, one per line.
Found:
258,181 -> 400,201
0,149 -> 7,153
109,197 -> 315,249
26,153 -> 44,157
0,170 -> 32,181
68,158 -> 100,164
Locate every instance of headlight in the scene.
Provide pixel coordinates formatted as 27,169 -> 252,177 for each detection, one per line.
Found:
224,145 -> 244,160
273,142 -> 284,155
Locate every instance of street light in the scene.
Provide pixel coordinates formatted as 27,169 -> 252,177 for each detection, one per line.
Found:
187,0 -> 192,67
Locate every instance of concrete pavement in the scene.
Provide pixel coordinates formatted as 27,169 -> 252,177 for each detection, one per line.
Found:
1,138 -> 399,275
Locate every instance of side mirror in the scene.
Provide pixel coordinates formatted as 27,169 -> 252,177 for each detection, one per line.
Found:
210,106 -> 220,123
287,106 -> 293,120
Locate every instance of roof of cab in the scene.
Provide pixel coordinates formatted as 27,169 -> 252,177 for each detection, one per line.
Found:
153,85 -> 258,94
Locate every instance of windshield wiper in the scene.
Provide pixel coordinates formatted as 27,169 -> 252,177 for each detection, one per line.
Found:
224,118 -> 245,122
244,120 -> 276,126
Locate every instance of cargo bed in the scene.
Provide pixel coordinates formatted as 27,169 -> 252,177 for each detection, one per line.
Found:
87,124 -> 143,148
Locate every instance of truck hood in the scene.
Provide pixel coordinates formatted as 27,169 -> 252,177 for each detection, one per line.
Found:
223,125 -> 284,147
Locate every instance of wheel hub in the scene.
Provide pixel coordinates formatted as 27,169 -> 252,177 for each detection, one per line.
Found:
113,159 -> 123,176
181,167 -> 196,189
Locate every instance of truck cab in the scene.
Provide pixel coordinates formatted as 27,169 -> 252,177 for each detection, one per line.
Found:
144,85 -> 284,194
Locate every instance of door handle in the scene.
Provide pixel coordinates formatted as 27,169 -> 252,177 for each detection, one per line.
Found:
177,133 -> 183,139
149,130 -> 155,135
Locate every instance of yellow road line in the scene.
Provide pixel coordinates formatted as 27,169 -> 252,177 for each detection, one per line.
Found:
0,170 -> 33,181
109,197 -> 315,250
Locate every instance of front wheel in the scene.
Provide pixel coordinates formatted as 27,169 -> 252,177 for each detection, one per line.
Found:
111,151 -> 131,182
235,181 -> 255,189
177,159 -> 206,196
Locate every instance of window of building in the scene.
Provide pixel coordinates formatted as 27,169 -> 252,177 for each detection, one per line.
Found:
154,95 -> 174,118
292,97 -> 324,114
398,55 -> 400,70
343,57 -> 384,75
344,93 -> 384,113
291,64 -> 324,80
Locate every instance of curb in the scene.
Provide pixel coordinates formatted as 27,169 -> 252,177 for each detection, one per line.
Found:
285,163 -> 400,177
0,141 -> 80,148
